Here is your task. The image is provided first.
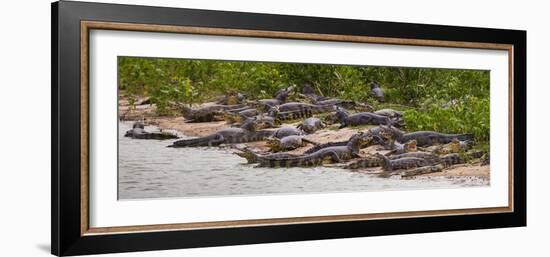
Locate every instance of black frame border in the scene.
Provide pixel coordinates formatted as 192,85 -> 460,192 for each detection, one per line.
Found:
52,1 -> 526,256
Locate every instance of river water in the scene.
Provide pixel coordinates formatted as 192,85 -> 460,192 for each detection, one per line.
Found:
118,121 -> 485,200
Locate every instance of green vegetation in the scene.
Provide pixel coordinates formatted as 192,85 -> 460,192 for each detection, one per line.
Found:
118,57 -> 490,144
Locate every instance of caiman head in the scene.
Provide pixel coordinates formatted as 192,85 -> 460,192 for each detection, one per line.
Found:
274,85 -> 295,102
265,137 -> 282,152
240,118 -> 260,132
232,147 -> 258,164
323,112 -> 339,125
267,106 -> 279,117
334,107 -> 349,123
348,132 -> 374,153
404,139 -> 418,152
179,104 -> 192,115
132,121 -> 145,129
221,112 -> 242,124
286,84 -> 297,95
301,82 -> 315,95
447,138 -> 462,153
379,125 -> 404,140
374,152 -> 391,170
255,115 -> 277,129
225,90 -> 239,105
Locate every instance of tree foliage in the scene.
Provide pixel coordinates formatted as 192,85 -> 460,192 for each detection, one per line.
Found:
118,57 -> 490,143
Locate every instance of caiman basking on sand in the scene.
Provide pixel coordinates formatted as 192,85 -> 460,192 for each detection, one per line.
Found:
272,126 -> 304,139
334,108 -> 396,128
344,156 -> 384,169
226,111 -> 279,128
376,153 -> 432,171
374,108 -> 403,119
303,132 -> 384,155
251,132 -> 372,168
374,108 -> 404,126
124,122 -> 178,140
314,98 -> 374,112
297,117 -> 326,134
368,125 -> 474,147
398,131 -> 473,147
299,82 -> 329,103
344,152 -> 444,169
344,151 -> 440,170
216,90 -> 246,105
277,102 -> 336,113
266,135 -> 318,152
420,138 -> 472,154
383,139 -> 418,155
168,119 -> 274,147
233,148 -> 300,164
179,103 -> 247,122
256,86 -> 294,109
223,108 -> 260,124
267,106 -> 314,122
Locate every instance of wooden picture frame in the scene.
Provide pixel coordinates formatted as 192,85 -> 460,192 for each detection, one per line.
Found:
52,1 -> 526,256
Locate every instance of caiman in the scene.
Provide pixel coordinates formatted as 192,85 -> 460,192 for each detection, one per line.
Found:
297,117 -> 326,134
124,122 -> 178,140
420,138 -> 471,154
344,156 -> 384,169
315,98 -> 374,112
374,109 -> 404,126
440,150 -> 485,167
334,108 -> 394,128
267,106 -> 314,122
277,102 -> 336,113
256,86 -> 293,108
168,119 -> 274,147
383,139 -> 418,155
216,90 -> 246,105
303,132 -> 381,155
345,152 -> 440,170
248,115 -> 278,129
253,132 -> 372,168
366,125 -> 404,141
369,125 -> 474,147
272,126 -> 304,139
374,108 -> 403,119
222,108 -> 259,124
266,136 -> 318,152
376,153 -> 432,171
398,131 -> 474,147
233,147 -> 300,164
388,152 -> 439,162
300,82 -> 329,103
179,103 -> 247,122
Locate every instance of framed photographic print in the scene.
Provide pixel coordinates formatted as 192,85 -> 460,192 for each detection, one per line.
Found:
51,1 -> 526,256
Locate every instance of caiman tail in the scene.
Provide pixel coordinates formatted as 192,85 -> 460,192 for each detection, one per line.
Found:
168,134 -> 222,148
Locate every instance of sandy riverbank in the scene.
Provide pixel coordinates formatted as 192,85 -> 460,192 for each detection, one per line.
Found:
119,99 -> 490,182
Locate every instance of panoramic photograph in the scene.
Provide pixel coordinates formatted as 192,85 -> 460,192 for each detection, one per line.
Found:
117,56 -> 490,200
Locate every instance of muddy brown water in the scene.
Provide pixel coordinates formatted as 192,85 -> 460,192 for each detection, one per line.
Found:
118,121 -> 487,200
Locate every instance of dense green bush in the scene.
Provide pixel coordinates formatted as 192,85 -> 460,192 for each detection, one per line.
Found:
118,57 -> 490,144
403,96 -> 490,142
